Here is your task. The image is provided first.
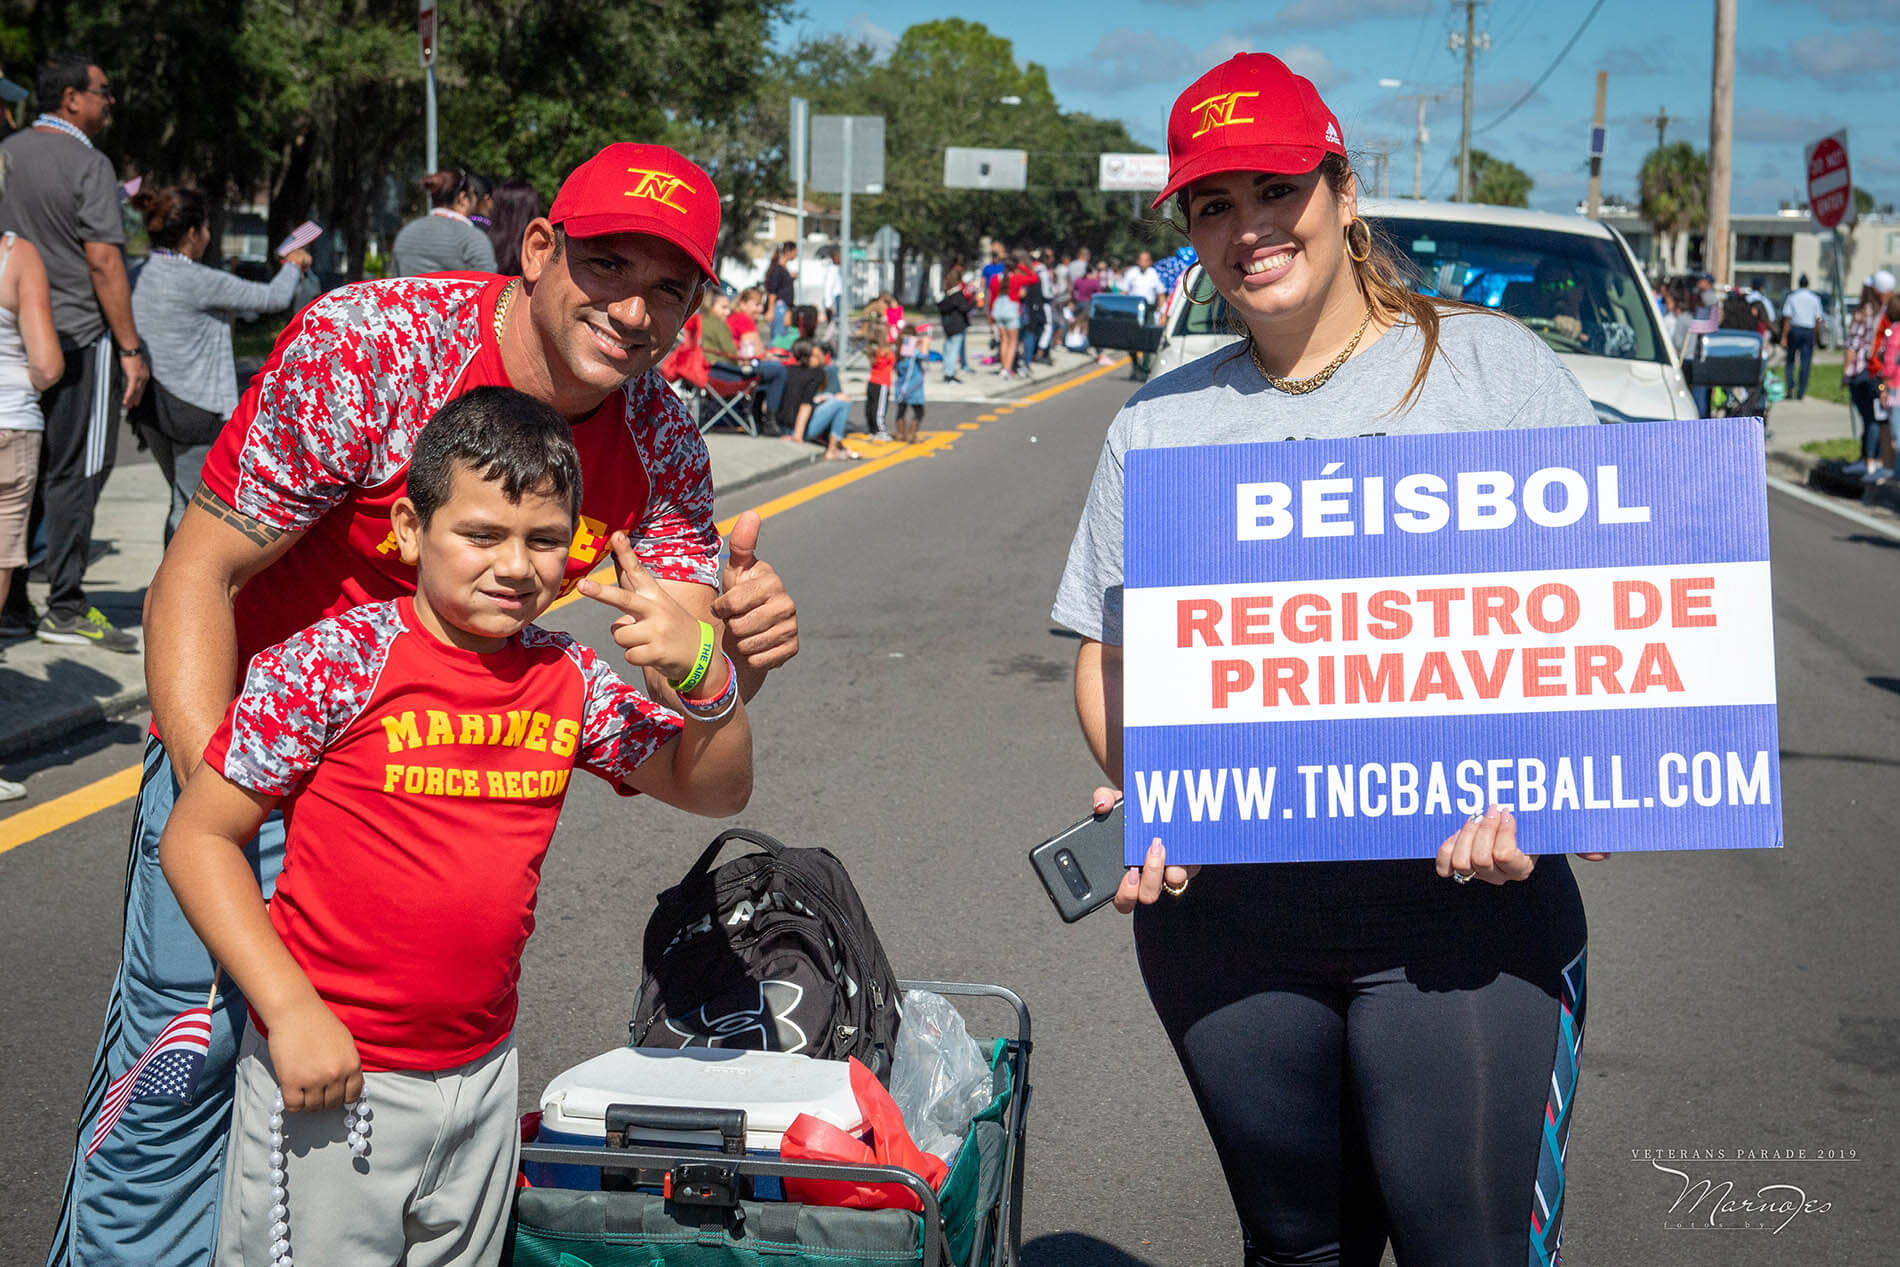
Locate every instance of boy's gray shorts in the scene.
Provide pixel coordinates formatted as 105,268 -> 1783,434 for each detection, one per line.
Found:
216,1026 -> 519,1266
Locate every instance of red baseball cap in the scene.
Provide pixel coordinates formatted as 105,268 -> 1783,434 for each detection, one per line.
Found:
550,142 -> 721,281
1153,53 -> 1347,208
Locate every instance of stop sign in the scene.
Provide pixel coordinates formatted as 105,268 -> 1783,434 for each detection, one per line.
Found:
1806,131 -> 1851,230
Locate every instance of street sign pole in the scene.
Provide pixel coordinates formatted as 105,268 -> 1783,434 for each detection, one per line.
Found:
1834,225 -> 1853,440
838,117 -> 853,370
789,97 -> 808,247
419,1 -> 438,172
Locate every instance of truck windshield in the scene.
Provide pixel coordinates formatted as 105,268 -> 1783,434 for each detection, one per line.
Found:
1372,215 -> 1667,364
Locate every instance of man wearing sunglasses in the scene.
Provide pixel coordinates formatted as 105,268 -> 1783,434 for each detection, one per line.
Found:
0,51 -> 149,654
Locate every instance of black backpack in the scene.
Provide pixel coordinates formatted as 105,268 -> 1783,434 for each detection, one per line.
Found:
630,828 -> 904,1082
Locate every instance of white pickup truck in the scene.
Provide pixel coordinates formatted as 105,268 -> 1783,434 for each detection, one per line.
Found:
1151,199 -> 1702,425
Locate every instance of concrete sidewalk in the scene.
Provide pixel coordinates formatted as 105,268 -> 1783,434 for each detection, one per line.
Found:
0,341 -> 1106,763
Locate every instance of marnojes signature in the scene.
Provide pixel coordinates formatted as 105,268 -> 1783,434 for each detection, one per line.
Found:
1650,1162 -> 1834,1234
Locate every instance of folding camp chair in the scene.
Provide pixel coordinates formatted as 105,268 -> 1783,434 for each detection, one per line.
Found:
659,314 -> 762,436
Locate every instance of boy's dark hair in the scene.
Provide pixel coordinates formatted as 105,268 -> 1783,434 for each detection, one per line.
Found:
790,338 -> 816,362
407,387 -> 582,526
39,52 -> 96,107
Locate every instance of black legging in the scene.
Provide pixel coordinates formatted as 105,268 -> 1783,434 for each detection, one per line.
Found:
1849,374 -> 1886,460
1134,857 -> 1586,1267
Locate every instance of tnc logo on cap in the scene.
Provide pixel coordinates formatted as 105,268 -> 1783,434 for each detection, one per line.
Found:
1190,90 -> 1260,139
623,167 -> 695,214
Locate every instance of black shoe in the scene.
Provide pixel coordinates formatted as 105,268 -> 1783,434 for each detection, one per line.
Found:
0,602 -> 35,640
36,607 -> 140,654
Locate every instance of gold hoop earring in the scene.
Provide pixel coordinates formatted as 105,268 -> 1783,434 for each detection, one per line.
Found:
1182,279 -> 1219,306
1345,217 -> 1373,264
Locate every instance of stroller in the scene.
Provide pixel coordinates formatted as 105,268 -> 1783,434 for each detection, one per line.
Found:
1691,328 -> 1772,425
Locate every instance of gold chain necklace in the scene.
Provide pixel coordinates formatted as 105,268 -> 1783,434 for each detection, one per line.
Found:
1249,308 -> 1373,395
492,278 -> 519,342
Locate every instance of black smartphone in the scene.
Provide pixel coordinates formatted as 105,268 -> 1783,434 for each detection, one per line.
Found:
1029,804 -> 1128,923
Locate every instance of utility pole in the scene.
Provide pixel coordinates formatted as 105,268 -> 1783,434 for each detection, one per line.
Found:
1651,105 -> 1672,151
1708,0 -> 1735,282
1450,1 -> 1488,202
1401,94 -> 1440,199
1586,71 -> 1608,219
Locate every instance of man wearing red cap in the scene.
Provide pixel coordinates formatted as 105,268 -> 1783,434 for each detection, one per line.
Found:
46,143 -> 797,1267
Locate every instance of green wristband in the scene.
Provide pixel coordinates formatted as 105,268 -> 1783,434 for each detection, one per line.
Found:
673,620 -> 718,695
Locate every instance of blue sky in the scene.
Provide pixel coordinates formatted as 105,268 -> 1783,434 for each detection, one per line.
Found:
774,0 -> 1899,215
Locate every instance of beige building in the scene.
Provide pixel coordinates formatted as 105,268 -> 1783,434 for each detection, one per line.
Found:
720,200 -> 841,289
1597,205 -> 1900,304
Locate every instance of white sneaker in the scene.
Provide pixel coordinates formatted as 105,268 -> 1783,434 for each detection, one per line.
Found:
0,777 -> 24,803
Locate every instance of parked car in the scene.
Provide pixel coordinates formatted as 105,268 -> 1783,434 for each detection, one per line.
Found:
1153,199 -> 1704,423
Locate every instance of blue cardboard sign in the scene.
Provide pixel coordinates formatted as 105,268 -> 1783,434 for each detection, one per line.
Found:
1120,419 -> 1782,865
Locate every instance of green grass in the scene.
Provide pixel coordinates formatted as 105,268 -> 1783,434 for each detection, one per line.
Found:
1800,436 -> 1862,461
1794,360 -> 1850,406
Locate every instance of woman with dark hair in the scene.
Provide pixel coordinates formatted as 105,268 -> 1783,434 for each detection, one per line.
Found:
483,180 -> 543,276
935,257 -> 973,382
129,186 -> 311,540
1054,52 -> 1601,1266
463,170 -> 494,227
391,169 -> 497,276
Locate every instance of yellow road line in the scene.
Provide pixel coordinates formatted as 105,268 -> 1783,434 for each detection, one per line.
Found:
957,422 -> 981,431
1016,357 -> 1129,404
977,414 -> 998,422
0,764 -> 142,856
0,362 -> 1129,856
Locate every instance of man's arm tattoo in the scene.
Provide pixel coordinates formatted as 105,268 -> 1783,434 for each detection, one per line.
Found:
190,484 -> 287,550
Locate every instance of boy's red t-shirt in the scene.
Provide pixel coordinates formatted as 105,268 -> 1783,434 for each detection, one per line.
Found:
204,597 -> 682,1072
868,348 -> 896,387
197,273 -> 720,665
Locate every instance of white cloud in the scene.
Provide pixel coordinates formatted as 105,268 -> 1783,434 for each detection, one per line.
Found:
1271,0 -> 1431,29
1743,30 -> 1887,78
1735,109 -> 1842,145
845,14 -> 897,57
1278,44 -> 1337,87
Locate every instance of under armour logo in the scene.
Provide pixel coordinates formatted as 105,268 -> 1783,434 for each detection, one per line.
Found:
664,980 -> 809,1053
1190,90 -> 1260,139
1325,122 -> 1341,145
624,168 -> 694,214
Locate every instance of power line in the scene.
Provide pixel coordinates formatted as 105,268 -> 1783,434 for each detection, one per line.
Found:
1473,0 -> 1609,136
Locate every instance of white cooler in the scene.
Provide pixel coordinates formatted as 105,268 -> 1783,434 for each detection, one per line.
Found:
527,1047 -> 864,1198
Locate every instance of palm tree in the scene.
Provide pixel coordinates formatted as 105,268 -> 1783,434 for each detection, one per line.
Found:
1638,143 -> 1708,278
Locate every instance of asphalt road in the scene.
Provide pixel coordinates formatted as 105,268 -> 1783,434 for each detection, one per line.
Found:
2,372 -> 1896,1265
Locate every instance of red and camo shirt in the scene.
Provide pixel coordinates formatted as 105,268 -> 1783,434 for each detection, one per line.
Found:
198,273 -> 720,663
204,597 -> 682,1072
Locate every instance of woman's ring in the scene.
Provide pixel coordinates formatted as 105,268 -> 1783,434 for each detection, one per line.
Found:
1452,871 -> 1476,884
1163,877 -> 1190,897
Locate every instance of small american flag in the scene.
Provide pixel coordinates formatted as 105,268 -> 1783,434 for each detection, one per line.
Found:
87,1006 -> 213,1159
1688,315 -> 1720,335
276,220 -> 322,257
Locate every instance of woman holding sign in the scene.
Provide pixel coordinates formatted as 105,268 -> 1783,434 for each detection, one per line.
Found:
1053,53 -> 1599,1267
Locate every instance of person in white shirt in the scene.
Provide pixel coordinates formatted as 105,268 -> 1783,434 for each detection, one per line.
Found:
1122,250 -> 1165,303
1780,274 -> 1826,400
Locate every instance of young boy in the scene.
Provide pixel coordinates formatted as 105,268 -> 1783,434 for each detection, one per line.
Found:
158,387 -> 751,1266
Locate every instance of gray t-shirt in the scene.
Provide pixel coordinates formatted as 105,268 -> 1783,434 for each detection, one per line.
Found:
391,211 -> 498,277
1052,310 -> 1597,645
0,128 -> 125,346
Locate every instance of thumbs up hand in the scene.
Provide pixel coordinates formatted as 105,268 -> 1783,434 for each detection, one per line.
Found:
712,511 -> 799,680
578,532 -> 705,683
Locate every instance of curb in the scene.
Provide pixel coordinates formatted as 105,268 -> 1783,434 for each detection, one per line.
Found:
0,683 -> 149,761
1765,447 -> 1817,484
